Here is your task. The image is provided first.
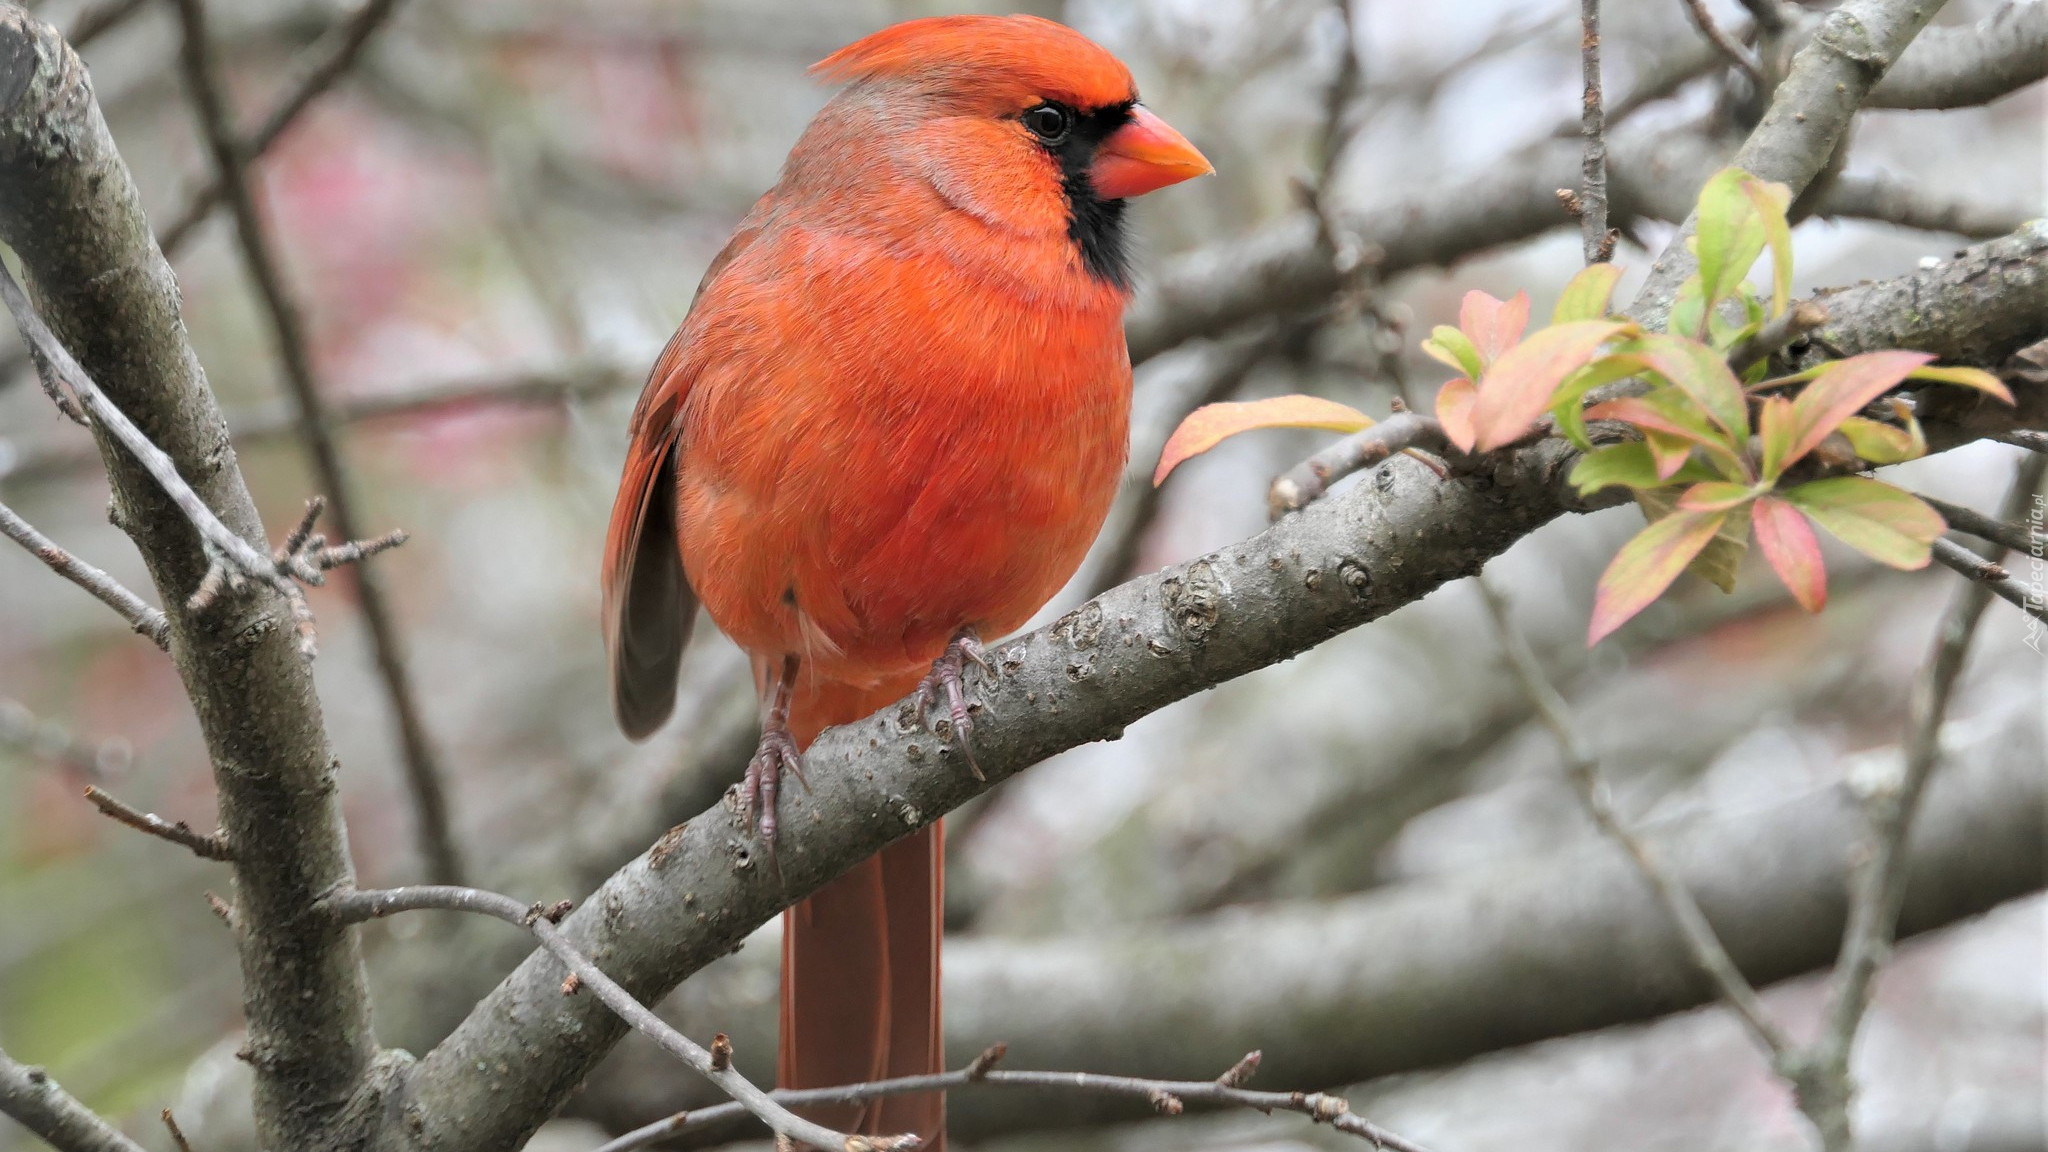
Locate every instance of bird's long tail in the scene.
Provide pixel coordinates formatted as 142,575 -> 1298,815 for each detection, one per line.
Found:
778,675 -> 946,1149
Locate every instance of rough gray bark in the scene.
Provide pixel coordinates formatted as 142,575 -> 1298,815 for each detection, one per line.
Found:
1862,0 -> 2047,108
375,220 -> 2048,1150
0,1045 -> 148,1152
1631,0 -> 1950,326
575,700 -> 2046,1145
0,7 -> 390,1148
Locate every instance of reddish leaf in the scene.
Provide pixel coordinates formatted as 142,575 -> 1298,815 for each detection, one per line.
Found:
1584,391 -> 1748,480
1589,509 -> 1728,645
1470,320 -> 1630,451
1613,333 -> 1750,438
1436,377 -> 1478,453
1460,289 -> 1531,363
1752,496 -> 1826,612
1784,350 -> 1934,467
1644,429 -> 1694,480
1783,476 -> 1946,570
1154,396 -> 1374,486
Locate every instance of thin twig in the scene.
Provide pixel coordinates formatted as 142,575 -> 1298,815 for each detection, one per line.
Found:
1576,0 -> 1616,264
83,785 -> 233,861
1995,429 -> 2048,454
1930,536 -> 2046,624
156,0 -> 409,257
0,699 -> 132,781
590,1045 -> 1433,1152
1474,576 -> 1794,1056
160,1109 -> 195,1152
0,498 -> 169,648
1268,412 -> 1450,517
1728,300 -> 1829,374
320,885 -> 916,1152
1921,495 -> 2043,557
1783,454 -> 2045,1150
1678,0 -> 1768,86
0,1042 -> 148,1152
0,262 -> 397,658
171,0 -> 462,885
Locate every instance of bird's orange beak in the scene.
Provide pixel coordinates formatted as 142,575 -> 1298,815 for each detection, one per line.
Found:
1091,105 -> 1212,200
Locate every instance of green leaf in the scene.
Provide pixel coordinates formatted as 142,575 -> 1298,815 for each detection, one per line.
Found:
1758,395 -> 1795,481
1837,415 -> 1924,465
1589,508 -> 1729,644
1460,290 -> 1531,363
1549,356 -> 1643,451
1554,263 -> 1625,324
1672,274 -> 1708,341
1783,476 -> 1946,570
1643,488 -> 1752,592
1154,395 -> 1374,486
1435,377 -> 1478,453
1677,481 -> 1757,512
1611,332 -> 1751,438
1423,325 -> 1484,380
1905,364 -> 2015,404
1739,177 -> 1794,317
1696,168 -> 1770,309
1569,441 -> 1665,494
1784,350 -> 1935,467
1752,495 -> 1826,611
1470,320 -> 1633,451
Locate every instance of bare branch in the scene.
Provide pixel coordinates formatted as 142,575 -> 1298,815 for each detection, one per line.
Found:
1783,454 -> 2046,1150
82,784 -> 233,860
155,0 -> 409,256
1821,170 -> 2039,239
0,1042 -> 148,1152
169,0 -> 462,884
1922,494 -> 2045,556
1576,0 -> 1617,264
1866,0 -> 2048,109
1997,429 -> 2048,454
1677,0 -> 1767,86
588,1050 -> 1434,1152
159,1109 -> 195,1152
0,497 -> 169,647
63,0 -> 143,47
0,11 -> 386,1145
320,885 -> 913,1152
0,698 -> 132,780
1930,535 -> 2047,624
1629,0 -> 1950,328
1,357 -> 636,486
1267,411 -> 1450,516
1474,577 -> 1793,1056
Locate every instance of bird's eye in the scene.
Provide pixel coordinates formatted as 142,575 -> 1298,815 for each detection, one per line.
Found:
1023,103 -> 1073,144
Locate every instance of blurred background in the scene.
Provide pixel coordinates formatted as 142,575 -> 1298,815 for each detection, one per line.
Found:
1,0 -> 2042,1149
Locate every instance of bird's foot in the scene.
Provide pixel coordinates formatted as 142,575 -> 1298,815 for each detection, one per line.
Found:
917,631 -> 992,780
741,721 -> 805,853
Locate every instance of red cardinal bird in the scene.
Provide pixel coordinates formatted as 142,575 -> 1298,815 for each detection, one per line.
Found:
602,15 -> 1209,1147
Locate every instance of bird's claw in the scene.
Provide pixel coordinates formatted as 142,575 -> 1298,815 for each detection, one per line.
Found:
917,632 -> 990,780
742,725 -> 805,853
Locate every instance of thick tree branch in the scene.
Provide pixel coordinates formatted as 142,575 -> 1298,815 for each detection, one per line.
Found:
0,7 -> 391,1147
579,702 -> 2044,1144
1864,0 -> 2048,109
0,1042 -> 147,1152
1630,0 -> 1948,327
379,222 -> 2048,1149
0,497 -> 169,646
171,0 -> 463,886
321,885 -> 906,1152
